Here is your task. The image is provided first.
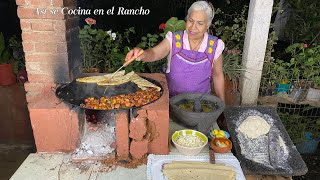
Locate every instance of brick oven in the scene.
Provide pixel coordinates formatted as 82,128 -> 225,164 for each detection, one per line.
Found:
16,0 -> 169,162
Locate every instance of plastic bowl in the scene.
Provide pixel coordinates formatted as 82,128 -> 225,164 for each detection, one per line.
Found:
210,137 -> 232,153
172,129 -> 208,156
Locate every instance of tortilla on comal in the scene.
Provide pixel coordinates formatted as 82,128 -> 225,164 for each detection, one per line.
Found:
76,70 -> 125,83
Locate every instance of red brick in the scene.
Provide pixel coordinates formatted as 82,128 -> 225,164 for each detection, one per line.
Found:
22,42 -> 35,52
25,53 -> 68,62
20,20 -> 31,31
147,110 -> 169,155
15,0 -> 27,6
27,73 -> 55,83
52,0 -> 77,7
138,73 -> 170,155
17,7 -> 39,19
115,111 -> 129,158
137,109 -> 148,118
26,61 -> 69,77
130,139 -> 149,159
139,73 -> 169,111
29,0 -> 51,6
54,17 -> 79,31
54,21 -> 67,31
34,42 -> 58,53
57,43 -> 68,53
22,31 -> 67,43
29,104 -> 82,152
31,21 -> 54,31
129,116 -> 147,141
17,7 -> 64,20
24,82 -> 46,92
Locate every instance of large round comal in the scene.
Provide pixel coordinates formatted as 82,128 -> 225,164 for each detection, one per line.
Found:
172,129 -> 208,156
55,75 -> 163,111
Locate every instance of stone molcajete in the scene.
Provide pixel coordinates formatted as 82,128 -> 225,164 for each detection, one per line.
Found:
169,93 -> 225,134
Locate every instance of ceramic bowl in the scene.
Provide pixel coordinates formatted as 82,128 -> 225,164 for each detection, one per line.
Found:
172,129 -> 208,156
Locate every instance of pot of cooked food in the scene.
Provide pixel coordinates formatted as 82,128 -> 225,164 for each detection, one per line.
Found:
56,71 -> 163,111
169,93 -> 225,134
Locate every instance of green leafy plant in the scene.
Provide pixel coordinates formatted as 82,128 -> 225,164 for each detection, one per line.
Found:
213,6 -> 248,51
0,32 -> 11,64
79,18 -> 135,73
283,0 -> 320,44
286,43 -> 320,87
161,17 -> 186,38
8,35 -> 25,74
280,112 -> 320,144
132,33 -> 166,73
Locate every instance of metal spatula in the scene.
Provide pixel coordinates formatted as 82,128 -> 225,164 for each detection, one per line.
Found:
103,50 -> 144,95
108,50 -> 144,81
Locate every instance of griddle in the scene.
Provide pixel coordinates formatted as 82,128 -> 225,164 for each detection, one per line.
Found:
55,75 -> 163,111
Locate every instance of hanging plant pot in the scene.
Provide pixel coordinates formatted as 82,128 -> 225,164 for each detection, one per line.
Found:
0,63 -> 16,86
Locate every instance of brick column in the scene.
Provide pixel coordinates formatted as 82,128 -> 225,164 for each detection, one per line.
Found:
16,0 -> 83,152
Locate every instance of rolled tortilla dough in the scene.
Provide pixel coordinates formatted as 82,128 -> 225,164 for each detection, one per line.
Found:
238,115 -> 270,139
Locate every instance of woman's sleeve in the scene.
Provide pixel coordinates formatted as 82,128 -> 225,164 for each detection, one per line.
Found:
165,31 -> 173,46
214,39 -> 225,60
165,31 -> 173,73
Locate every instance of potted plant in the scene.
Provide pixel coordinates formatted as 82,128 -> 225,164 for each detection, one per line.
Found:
8,35 -> 27,83
280,112 -> 320,154
79,18 -> 101,73
301,44 -> 320,101
222,50 -> 244,105
265,59 -> 292,95
0,32 -> 16,86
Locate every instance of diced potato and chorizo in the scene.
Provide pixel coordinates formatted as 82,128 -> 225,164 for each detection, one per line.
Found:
81,87 -> 161,110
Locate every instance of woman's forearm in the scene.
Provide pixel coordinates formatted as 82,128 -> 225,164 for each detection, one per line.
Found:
140,38 -> 170,62
213,74 -> 225,102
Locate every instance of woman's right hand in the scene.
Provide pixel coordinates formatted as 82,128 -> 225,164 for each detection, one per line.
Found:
125,47 -> 144,63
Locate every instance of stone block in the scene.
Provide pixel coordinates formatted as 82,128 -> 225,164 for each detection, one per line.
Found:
139,73 -> 170,155
115,111 -> 129,158
129,116 -> 147,141
130,139 -> 149,159
28,91 -> 83,152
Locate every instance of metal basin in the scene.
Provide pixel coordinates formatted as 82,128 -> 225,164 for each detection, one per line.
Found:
169,93 -> 225,134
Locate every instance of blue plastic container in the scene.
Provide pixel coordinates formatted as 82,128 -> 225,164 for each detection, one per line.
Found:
276,83 -> 290,94
296,140 -> 319,154
296,132 -> 319,154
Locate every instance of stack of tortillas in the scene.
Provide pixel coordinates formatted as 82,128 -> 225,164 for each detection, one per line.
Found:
162,161 -> 236,180
76,70 -> 126,83
76,70 -> 161,91
97,71 -> 134,86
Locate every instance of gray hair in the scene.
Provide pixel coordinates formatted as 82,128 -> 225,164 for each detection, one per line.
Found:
186,1 -> 215,26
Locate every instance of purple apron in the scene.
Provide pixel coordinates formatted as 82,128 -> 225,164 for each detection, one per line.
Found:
166,31 -> 219,96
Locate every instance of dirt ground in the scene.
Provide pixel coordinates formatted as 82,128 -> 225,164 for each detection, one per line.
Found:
293,147 -> 320,180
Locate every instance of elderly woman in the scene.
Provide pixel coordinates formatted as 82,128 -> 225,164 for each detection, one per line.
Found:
125,1 -> 225,102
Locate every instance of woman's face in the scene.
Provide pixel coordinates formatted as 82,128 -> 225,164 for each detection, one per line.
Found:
186,10 -> 209,40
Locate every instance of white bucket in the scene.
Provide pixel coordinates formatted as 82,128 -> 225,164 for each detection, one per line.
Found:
306,88 -> 320,101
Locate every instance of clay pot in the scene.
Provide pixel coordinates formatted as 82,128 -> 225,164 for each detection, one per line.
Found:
0,63 -> 16,86
224,77 -> 239,106
210,137 -> 232,153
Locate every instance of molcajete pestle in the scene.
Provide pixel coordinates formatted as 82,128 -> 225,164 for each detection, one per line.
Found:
169,93 -> 225,134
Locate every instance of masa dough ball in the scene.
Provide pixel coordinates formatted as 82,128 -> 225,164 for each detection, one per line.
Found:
238,115 -> 270,139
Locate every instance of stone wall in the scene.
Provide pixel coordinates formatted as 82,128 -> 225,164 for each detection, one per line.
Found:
116,73 -> 170,159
